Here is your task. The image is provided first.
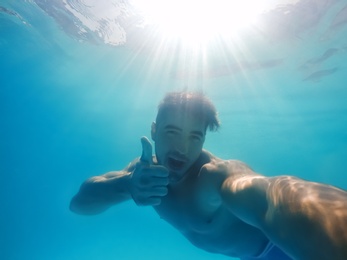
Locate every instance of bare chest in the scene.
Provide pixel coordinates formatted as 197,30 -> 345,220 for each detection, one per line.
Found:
154,185 -> 267,257
155,186 -> 227,233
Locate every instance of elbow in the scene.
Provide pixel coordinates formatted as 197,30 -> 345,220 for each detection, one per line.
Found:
69,195 -> 87,215
69,196 -> 81,214
69,178 -> 103,215
69,195 -> 98,215
69,194 -> 105,216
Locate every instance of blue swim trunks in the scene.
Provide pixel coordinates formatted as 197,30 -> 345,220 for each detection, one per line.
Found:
241,241 -> 293,260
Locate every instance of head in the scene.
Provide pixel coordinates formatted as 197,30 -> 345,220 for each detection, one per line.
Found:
151,91 -> 220,184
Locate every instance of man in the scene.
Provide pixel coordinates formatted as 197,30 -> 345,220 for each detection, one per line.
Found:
70,91 -> 347,260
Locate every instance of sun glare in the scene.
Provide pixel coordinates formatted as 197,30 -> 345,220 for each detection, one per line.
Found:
130,0 -> 283,46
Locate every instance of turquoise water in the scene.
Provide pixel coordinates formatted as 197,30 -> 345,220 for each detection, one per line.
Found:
1,1 -> 347,259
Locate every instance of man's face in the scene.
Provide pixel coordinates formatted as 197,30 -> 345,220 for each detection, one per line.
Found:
151,111 -> 206,184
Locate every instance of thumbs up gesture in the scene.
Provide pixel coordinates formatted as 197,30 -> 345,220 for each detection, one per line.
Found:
140,136 -> 154,165
129,137 -> 169,206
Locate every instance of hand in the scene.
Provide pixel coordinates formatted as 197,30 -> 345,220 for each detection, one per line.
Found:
129,136 -> 169,206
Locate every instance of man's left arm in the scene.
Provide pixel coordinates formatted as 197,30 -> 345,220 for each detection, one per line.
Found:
218,161 -> 347,260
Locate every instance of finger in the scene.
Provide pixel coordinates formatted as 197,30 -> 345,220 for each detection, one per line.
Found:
140,136 -> 153,165
150,176 -> 169,186
135,197 -> 161,206
146,197 -> 162,206
142,166 -> 169,177
137,165 -> 167,178
151,186 -> 168,196
140,186 -> 168,197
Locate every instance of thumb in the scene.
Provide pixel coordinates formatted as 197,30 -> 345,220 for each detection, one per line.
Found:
140,136 -> 153,165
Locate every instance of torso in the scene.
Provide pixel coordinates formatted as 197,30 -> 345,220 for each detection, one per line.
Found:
154,151 -> 269,258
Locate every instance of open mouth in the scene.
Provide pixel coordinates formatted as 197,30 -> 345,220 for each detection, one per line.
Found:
168,157 -> 186,171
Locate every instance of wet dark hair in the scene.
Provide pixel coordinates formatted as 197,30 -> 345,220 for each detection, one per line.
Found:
156,91 -> 220,132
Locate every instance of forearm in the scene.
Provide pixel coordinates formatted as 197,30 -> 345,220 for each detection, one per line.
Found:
222,175 -> 347,259
263,176 -> 347,259
70,171 -> 132,215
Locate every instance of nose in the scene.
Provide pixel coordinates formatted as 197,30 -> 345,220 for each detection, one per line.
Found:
175,139 -> 188,155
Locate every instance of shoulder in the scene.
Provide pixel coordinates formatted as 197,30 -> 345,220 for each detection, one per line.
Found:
198,152 -> 264,194
200,152 -> 256,179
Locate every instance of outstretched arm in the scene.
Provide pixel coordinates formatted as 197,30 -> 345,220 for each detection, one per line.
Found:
69,167 -> 134,215
219,162 -> 347,260
70,137 -> 169,215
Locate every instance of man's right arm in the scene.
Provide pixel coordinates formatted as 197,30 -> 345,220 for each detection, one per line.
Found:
69,137 -> 169,215
69,162 -> 136,215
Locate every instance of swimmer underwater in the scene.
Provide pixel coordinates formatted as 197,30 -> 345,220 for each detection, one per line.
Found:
70,91 -> 347,260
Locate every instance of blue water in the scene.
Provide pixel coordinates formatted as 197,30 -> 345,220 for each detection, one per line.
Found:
1,1 -> 347,259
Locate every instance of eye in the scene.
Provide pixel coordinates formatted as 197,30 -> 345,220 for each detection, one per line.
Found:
190,135 -> 202,142
166,130 -> 178,137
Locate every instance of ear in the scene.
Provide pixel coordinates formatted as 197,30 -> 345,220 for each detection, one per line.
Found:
151,122 -> 157,141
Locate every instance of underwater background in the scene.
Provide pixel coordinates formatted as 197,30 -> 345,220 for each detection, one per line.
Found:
1,0 -> 347,259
